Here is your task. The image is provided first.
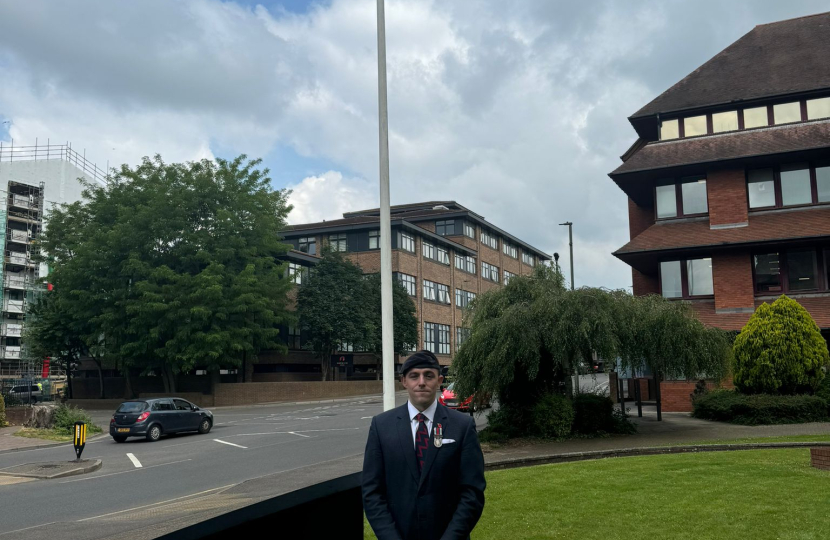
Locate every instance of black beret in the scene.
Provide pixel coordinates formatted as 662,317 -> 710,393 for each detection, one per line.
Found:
401,350 -> 441,376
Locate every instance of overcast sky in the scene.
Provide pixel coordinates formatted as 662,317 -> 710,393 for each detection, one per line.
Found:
1,0 -> 827,290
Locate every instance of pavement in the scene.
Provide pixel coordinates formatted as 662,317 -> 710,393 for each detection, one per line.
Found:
1,397 -> 829,539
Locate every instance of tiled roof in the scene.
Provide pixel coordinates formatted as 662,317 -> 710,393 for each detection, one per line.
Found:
343,201 -> 464,217
611,120 -> 830,176
615,206 -> 830,255
285,216 -> 381,231
632,12 -> 830,119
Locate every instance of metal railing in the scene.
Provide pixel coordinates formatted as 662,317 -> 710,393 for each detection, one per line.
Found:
0,140 -> 109,184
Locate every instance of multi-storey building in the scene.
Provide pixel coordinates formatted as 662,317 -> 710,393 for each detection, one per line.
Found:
610,13 -> 830,408
261,201 -> 550,381
0,142 -> 102,379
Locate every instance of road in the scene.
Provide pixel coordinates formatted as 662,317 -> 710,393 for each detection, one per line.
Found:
0,394 -> 487,539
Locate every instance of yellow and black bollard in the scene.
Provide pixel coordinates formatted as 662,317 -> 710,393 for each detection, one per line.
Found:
73,422 -> 87,462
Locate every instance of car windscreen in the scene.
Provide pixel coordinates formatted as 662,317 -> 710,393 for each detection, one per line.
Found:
117,402 -> 147,413
447,382 -> 455,391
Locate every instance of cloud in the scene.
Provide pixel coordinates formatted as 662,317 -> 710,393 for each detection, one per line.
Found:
1,0 -> 827,290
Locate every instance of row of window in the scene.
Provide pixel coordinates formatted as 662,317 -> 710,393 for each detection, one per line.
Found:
503,242 -> 518,258
455,289 -> 476,308
434,219 -> 535,265
481,230 -> 498,250
455,253 -> 476,274
482,261 -> 499,283
656,178 -> 708,219
422,241 -> 450,265
423,280 -> 451,304
659,249 -> 830,300
423,322 -> 451,355
503,270 -> 517,285
659,96 -> 830,141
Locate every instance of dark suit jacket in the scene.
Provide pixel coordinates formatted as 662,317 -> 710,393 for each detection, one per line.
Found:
362,402 -> 486,540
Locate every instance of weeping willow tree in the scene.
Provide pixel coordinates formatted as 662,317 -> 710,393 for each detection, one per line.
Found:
452,265 -> 732,409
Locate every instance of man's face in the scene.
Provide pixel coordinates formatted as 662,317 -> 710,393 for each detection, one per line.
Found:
401,368 -> 443,411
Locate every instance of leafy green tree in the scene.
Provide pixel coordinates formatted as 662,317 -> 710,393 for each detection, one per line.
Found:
733,295 -> 828,395
35,155 -> 294,393
296,251 -> 371,380
452,265 -> 732,412
361,273 -> 418,362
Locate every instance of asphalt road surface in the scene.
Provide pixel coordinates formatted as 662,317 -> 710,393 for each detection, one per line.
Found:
0,394 -> 488,539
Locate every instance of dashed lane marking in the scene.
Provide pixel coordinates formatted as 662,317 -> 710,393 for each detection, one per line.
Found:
287,432 -> 311,438
126,453 -> 142,468
213,439 -> 247,449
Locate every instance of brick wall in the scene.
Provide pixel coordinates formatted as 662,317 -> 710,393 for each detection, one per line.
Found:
213,381 -> 390,407
810,448 -> 830,470
707,168 -> 748,227
632,269 -> 659,296
712,250 -> 755,310
140,392 -> 214,407
628,197 -> 654,239
659,379 -> 735,412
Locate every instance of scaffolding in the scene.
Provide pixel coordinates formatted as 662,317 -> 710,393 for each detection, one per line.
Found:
0,139 -> 109,183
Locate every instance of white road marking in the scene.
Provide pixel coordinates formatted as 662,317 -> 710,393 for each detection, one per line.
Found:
77,484 -> 236,522
361,416 -> 373,419
0,522 -> 58,536
233,427 -> 362,437
213,439 -> 247,449
126,453 -> 142,468
59,459 -> 192,484
287,432 -> 310,438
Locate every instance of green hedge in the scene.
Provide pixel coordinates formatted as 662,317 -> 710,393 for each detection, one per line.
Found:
0,394 -> 6,427
53,405 -> 102,435
531,393 -> 574,439
573,393 -> 614,434
692,390 -> 829,425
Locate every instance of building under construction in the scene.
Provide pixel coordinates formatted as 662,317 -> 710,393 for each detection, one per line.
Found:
0,141 -> 105,386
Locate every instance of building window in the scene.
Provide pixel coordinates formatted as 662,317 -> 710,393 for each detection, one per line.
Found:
454,253 -> 476,274
743,106 -> 769,129
329,233 -> 347,252
287,325 -> 301,349
482,262 -> 499,282
436,220 -> 455,236
455,289 -> 476,308
684,115 -> 707,137
748,163 -> 830,209
480,230 -> 498,250
711,110 -> 738,133
456,327 -> 471,348
423,280 -> 449,304
503,270 -> 516,285
503,242 -> 517,258
754,250 -> 821,294
807,97 -> 830,120
773,102 -> 801,125
660,119 -> 679,140
522,253 -> 535,266
397,232 -> 415,253
422,241 -> 449,265
288,263 -> 307,285
424,322 -> 450,355
394,272 -> 416,296
655,178 -> 708,219
298,237 -> 316,255
464,222 -> 476,239
369,230 -> 380,250
660,258 -> 713,299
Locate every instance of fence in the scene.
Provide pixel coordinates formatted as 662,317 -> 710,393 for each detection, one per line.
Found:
0,377 -> 61,405
0,140 -> 110,184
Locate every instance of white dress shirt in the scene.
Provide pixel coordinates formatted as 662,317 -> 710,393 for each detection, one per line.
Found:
408,399 -> 437,449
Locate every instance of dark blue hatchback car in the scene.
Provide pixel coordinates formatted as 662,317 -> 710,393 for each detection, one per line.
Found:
110,398 -> 214,443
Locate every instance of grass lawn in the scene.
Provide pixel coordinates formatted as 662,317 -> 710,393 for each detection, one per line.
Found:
675,434 -> 830,446
364,449 -> 830,539
13,425 -> 103,442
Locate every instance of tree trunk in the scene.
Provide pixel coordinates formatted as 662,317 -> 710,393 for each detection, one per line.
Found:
124,367 -> 135,399
66,364 -> 74,400
93,358 -> 104,399
210,368 -> 221,395
163,365 -> 177,394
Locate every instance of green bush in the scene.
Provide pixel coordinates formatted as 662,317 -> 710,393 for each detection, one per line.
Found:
531,393 -> 574,439
692,389 -> 829,425
733,296 -> 828,395
816,372 -> 830,404
0,394 -> 6,427
52,405 -> 101,435
572,393 -> 614,434
478,404 -> 532,443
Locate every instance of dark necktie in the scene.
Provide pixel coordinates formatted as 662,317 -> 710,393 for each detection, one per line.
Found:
414,413 -> 429,473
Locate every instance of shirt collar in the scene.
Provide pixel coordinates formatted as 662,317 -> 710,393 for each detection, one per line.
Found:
408,399 -> 438,422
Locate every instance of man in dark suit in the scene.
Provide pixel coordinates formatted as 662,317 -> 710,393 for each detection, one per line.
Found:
363,350 -> 486,540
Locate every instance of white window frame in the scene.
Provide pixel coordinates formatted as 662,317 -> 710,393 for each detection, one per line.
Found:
369,230 -> 380,250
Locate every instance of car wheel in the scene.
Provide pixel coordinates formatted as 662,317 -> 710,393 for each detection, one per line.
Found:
146,424 -> 162,442
113,436 -> 127,443
198,418 -> 212,434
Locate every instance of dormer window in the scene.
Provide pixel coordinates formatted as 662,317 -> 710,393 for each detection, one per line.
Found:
743,106 -> 768,129
773,102 -> 801,124
712,111 -> 738,133
807,97 -> 830,120
683,115 -> 707,137
660,119 -> 679,140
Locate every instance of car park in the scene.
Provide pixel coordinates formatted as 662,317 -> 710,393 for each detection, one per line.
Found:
110,397 -> 213,443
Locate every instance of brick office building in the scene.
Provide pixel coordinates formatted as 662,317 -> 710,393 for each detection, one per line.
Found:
610,13 -> 830,409
262,201 -> 550,380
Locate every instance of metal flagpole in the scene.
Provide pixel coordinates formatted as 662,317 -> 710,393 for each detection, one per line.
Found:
377,0 -> 395,412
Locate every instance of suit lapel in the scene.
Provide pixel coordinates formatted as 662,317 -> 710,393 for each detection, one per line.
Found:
418,404 -> 449,489
396,405 -> 420,483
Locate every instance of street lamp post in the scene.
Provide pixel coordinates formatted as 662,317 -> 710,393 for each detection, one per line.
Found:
376,0 -> 395,412
559,222 -> 574,290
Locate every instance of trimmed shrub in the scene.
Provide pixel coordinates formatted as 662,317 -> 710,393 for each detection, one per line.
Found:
692,389 -> 828,425
733,295 -> 828,395
0,394 -> 6,427
52,405 -> 101,435
572,393 -> 614,434
477,404 -> 532,443
816,372 -> 830,404
531,393 -> 574,439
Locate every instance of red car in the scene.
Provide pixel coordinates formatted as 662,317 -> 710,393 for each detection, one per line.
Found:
438,382 -> 478,412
